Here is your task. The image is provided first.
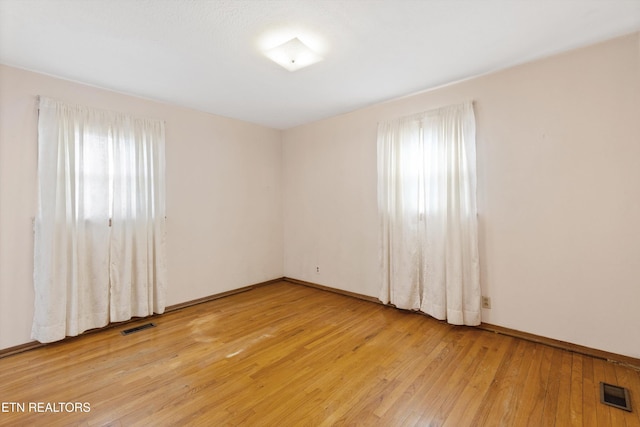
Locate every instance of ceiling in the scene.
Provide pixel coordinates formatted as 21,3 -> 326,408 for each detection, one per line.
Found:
1,0 -> 639,129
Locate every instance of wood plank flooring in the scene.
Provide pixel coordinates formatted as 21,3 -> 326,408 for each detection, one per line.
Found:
1,281 -> 639,426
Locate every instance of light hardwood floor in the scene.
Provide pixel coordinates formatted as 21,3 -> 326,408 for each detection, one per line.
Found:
1,281 -> 639,426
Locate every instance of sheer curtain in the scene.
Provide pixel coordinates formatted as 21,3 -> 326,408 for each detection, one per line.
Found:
32,97 -> 167,343
377,101 -> 481,326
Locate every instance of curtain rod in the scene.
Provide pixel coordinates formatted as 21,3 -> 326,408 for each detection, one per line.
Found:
36,95 -> 167,124
379,100 -> 475,125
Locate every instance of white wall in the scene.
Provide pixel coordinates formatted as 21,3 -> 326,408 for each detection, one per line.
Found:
283,33 -> 640,358
2,33 -> 639,359
0,65 -> 284,350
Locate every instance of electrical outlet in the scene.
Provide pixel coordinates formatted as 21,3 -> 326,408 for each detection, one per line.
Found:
482,296 -> 491,309
316,266 -> 320,274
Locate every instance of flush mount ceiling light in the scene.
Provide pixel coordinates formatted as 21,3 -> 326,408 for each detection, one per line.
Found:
264,37 -> 323,72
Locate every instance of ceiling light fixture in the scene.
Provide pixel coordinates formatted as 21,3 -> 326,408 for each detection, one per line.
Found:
264,37 -> 323,72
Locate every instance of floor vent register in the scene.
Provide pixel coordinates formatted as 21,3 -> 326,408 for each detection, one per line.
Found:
600,382 -> 632,412
121,322 -> 156,336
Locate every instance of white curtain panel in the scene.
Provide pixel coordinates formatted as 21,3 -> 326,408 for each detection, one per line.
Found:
32,97 -> 167,343
109,115 -> 167,322
377,101 -> 481,326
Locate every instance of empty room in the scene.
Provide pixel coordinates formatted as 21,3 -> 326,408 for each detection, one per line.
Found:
1,0 -> 639,425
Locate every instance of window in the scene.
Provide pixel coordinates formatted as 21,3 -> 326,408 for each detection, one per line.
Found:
377,101 -> 481,326
75,132 -> 111,221
32,97 -> 167,343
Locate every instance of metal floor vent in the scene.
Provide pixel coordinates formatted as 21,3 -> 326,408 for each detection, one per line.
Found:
121,322 -> 156,336
600,382 -> 632,412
